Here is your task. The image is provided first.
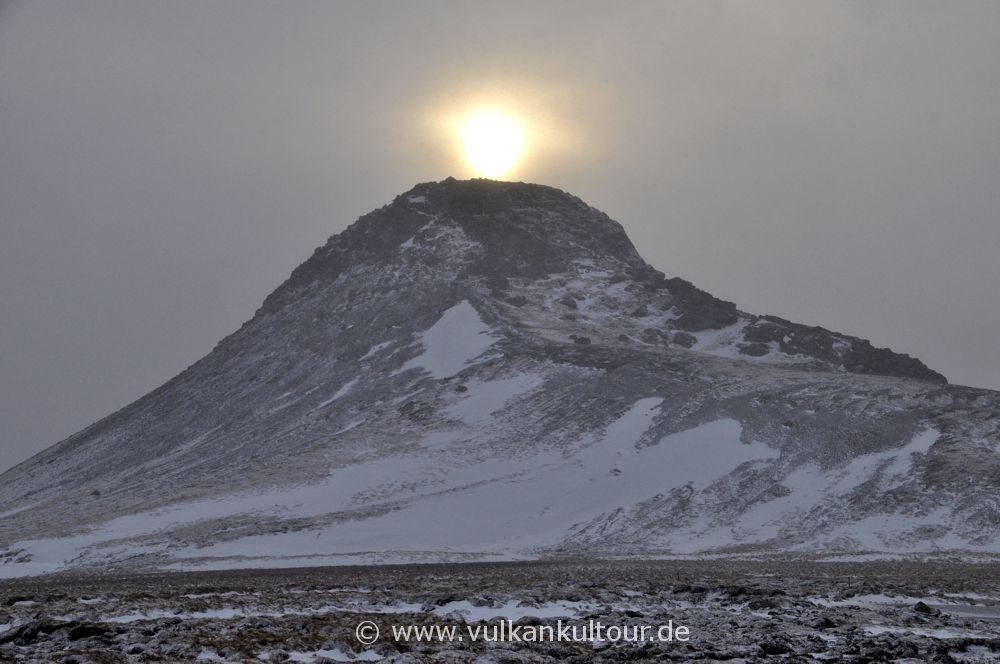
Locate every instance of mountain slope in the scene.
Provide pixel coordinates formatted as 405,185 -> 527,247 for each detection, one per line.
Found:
1,178 -> 996,577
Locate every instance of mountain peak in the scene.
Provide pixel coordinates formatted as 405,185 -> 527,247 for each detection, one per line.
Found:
394,177 -> 645,272
260,178 -> 644,311
260,179 -> 944,384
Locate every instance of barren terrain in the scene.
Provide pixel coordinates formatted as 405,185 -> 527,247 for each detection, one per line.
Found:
2,559 -> 999,662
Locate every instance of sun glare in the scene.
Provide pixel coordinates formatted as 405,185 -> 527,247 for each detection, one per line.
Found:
461,112 -> 525,179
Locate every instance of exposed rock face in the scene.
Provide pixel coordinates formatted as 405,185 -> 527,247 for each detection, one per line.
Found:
271,179 -> 942,381
743,315 -> 945,382
0,178 -> 994,577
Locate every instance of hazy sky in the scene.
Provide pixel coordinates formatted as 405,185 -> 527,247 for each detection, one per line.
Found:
2,1 -> 999,473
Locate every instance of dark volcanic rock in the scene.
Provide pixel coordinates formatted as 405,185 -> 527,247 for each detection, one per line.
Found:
664,276 -> 739,331
744,314 -> 945,382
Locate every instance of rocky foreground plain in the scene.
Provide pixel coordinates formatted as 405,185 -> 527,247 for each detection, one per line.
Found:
0,559 -> 999,662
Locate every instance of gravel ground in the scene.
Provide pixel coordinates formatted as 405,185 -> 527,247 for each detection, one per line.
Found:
1,559 -> 999,663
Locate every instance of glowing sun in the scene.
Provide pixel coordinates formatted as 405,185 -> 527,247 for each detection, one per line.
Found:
461,111 -> 525,179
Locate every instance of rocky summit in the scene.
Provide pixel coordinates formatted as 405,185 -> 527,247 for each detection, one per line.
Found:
0,178 -> 997,577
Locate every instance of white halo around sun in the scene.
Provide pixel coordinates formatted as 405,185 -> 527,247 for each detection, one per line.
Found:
461,112 -> 525,179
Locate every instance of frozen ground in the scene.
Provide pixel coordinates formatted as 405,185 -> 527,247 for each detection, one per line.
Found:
1,559 -> 998,662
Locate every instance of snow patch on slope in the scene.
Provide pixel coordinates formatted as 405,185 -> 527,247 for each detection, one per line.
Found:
167,401 -> 785,564
446,374 -> 544,424
721,428 -> 971,552
4,401 -> 785,573
0,403 -> 976,578
359,341 -> 393,360
399,301 -> 498,378
316,378 -> 359,409
650,419 -> 780,487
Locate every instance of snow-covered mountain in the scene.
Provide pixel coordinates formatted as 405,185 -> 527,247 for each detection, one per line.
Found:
1,178 -> 997,577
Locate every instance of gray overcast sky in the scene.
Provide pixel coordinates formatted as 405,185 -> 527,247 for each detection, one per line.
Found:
1,1 -> 999,473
